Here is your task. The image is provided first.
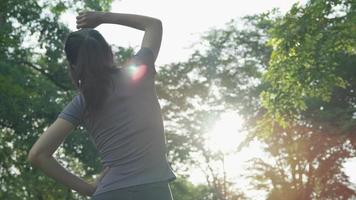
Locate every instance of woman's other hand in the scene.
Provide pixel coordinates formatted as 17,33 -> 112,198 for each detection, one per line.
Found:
90,166 -> 111,194
76,11 -> 105,29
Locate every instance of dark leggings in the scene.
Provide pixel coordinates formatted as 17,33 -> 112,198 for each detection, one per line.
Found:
91,181 -> 173,200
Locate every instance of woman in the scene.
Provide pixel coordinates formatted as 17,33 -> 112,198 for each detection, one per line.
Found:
28,11 -> 176,200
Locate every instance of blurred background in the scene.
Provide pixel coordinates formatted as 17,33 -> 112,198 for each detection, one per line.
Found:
0,0 -> 355,199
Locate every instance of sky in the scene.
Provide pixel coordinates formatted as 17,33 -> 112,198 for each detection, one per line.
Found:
62,0 -> 308,66
60,0 -> 355,198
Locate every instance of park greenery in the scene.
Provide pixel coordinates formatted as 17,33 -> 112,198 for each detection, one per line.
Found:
0,0 -> 355,199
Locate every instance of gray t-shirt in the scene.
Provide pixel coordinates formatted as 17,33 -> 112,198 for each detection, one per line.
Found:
58,48 -> 176,196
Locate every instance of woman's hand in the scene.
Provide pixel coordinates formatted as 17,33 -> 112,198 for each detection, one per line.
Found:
76,11 -> 105,29
88,166 -> 111,195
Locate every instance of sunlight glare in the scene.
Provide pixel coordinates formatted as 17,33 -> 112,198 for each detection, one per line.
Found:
123,64 -> 147,83
205,112 -> 246,153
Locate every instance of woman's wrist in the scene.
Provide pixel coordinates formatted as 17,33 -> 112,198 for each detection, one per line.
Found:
77,181 -> 96,196
97,11 -> 108,24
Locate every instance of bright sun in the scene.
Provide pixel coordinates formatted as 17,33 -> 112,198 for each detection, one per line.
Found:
205,112 -> 246,153
190,111 -> 268,199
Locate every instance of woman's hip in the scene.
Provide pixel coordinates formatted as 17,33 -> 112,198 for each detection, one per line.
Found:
91,181 -> 173,200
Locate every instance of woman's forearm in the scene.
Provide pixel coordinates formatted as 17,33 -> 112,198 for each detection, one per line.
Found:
76,11 -> 162,59
99,12 -> 161,31
29,155 -> 94,196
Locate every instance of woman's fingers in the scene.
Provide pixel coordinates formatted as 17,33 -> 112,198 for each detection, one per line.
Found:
76,13 -> 86,29
78,11 -> 89,16
76,20 -> 86,28
76,24 -> 84,29
76,17 -> 90,29
76,15 -> 87,22
76,18 -> 86,24
75,11 -> 101,29
93,167 -> 110,187
100,167 -> 110,177
76,11 -> 88,23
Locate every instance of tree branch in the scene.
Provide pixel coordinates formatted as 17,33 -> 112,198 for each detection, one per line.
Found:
21,61 -> 70,91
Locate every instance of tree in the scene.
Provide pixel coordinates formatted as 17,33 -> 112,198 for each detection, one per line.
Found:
155,12 -> 277,199
2,0 -> 355,199
169,177 -> 212,200
0,0 -> 113,199
261,0 -> 356,127
247,1 -> 356,199
247,123 -> 355,200
158,1 -> 356,198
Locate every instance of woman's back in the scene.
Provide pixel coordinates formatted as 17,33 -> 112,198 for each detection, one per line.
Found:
28,11 -> 175,199
59,48 -> 176,196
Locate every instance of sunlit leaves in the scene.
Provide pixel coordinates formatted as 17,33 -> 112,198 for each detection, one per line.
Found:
262,0 -> 356,124
0,0 -> 116,199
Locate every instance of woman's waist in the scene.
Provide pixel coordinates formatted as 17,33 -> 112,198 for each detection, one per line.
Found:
96,162 -> 176,191
100,145 -> 167,168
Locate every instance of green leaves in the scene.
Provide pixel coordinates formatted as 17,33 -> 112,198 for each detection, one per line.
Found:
1,0 -> 355,199
83,0 -> 113,11
262,0 -> 356,125
0,0 -> 118,199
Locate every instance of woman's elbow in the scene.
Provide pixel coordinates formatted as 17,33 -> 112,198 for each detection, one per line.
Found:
154,18 -> 162,26
27,148 -> 44,166
27,149 -> 38,166
149,18 -> 162,30
155,19 -> 162,30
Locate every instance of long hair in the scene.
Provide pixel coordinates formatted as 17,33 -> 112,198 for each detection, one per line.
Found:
64,29 -> 117,116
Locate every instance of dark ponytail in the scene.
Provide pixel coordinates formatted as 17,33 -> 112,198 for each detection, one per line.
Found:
64,29 -> 117,116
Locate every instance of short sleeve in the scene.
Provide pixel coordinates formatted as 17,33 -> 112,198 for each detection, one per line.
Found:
133,47 -> 156,75
58,94 -> 86,126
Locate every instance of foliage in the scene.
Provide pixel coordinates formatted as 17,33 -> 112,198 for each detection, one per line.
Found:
247,123 -> 355,200
169,177 -> 212,200
1,0 -> 356,199
160,1 -> 356,199
0,0 -> 113,199
244,1 -> 356,199
261,0 -> 356,125
155,12 -> 277,199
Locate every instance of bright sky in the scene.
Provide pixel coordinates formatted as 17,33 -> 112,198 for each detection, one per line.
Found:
62,0 -> 308,65
60,0 -> 355,198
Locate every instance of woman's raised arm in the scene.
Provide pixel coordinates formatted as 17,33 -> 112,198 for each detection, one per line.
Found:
76,11 -> 162,62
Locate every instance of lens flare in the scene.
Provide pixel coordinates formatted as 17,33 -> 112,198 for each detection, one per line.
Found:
125,64 -> 147,82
